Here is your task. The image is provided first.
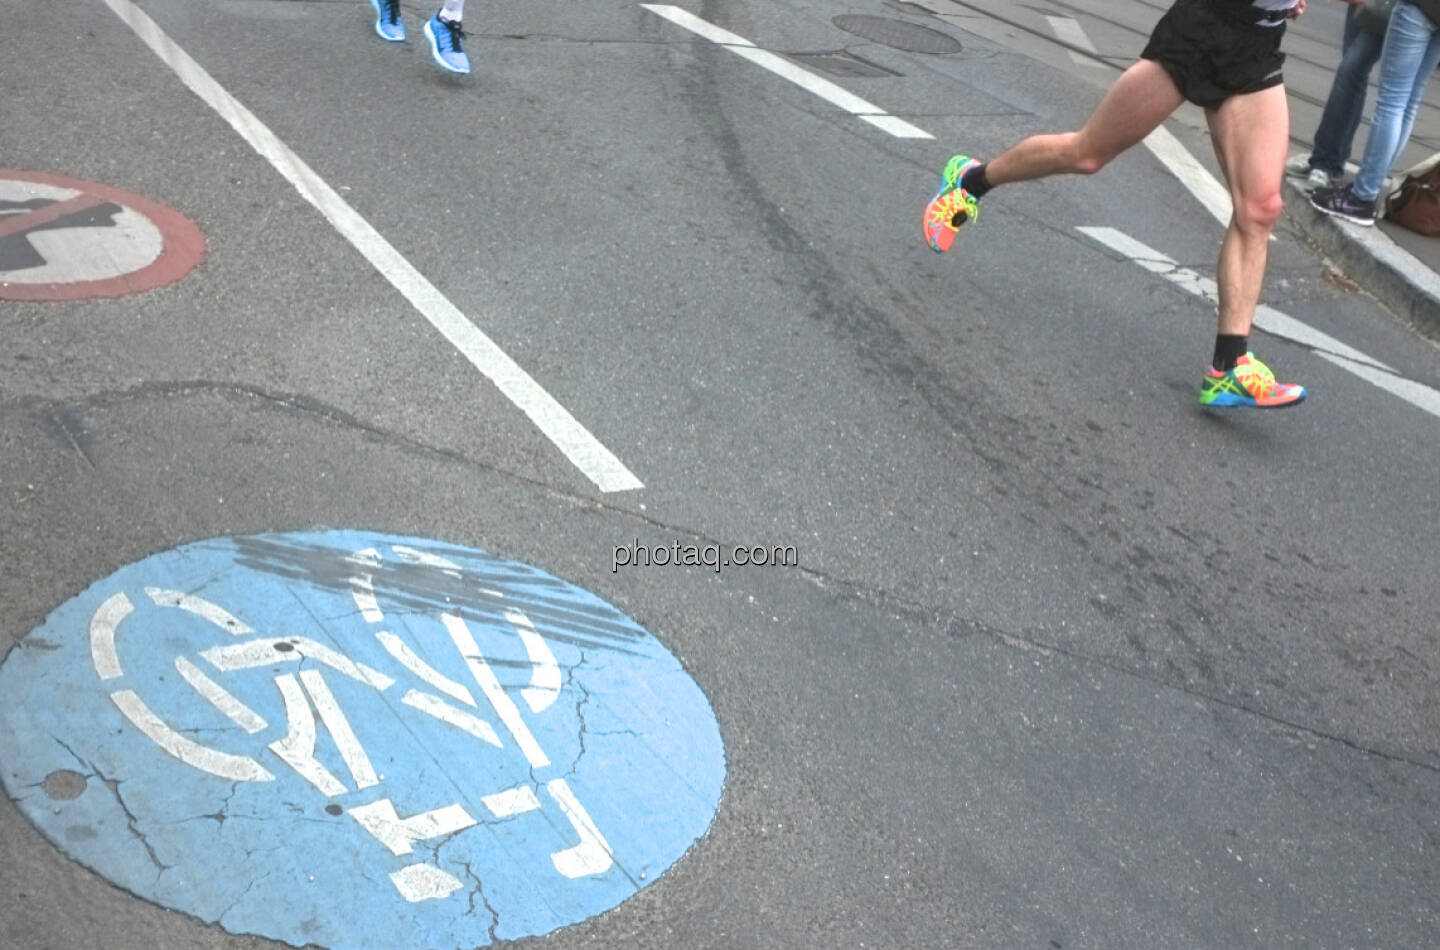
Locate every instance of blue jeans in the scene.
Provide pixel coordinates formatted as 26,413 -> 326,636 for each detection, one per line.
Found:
1309,6 -> 1385,176
1353,1 -> 1440,201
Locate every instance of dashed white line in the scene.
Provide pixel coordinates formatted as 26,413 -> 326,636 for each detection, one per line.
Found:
1078,227 -> 1440,418
642,4 -> 933,139
1141,126 -> 1238,233
101,0 -> 643,493
1044,16 -> 1105,67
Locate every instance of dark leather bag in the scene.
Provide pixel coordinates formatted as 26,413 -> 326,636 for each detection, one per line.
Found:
1385,156 -> 1440,237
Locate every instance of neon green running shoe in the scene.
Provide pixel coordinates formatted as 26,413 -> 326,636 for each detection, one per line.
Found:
1198,353 -> 1307,409
923,154 -> 982,253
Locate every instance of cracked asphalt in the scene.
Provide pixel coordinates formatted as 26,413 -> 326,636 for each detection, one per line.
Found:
2,0 -> 1438,948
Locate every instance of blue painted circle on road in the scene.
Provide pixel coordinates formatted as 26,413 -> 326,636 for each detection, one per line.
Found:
0,531 -> 725,949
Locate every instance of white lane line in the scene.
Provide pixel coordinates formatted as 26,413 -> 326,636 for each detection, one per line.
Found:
1078,227 -> 1440,418
1029,11 -> 1242,234
1044,16 -> 1105,67
101,0 -> 642,494
1140,126 -> 1239,233
642,4 -> 933,139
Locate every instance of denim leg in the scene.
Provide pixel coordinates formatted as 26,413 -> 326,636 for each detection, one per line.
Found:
1353,3 -> 1440,200
1309,11 -> 1384,176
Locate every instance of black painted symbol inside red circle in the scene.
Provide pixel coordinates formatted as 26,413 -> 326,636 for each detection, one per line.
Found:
0,169 -> 205,301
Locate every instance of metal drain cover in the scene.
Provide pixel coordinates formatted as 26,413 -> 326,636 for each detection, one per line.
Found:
789,50 -> 901,78
832,15 -> 963,54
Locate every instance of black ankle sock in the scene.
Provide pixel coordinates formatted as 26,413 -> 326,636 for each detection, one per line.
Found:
1213,334 -> 1248,372
961,164 -> 992,199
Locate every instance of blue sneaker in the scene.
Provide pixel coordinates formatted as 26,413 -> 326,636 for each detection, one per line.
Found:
370,0 -> 404,42
424,13 -> 470,74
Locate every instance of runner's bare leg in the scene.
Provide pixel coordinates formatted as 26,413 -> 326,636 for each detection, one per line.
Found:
1205,84 -> 1289,336
984,60 -> 1185,184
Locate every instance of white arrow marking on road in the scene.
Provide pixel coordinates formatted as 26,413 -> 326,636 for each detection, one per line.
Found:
101,0 -> 643,494
642,5 -> 933,139
1078,227 -> 1440,419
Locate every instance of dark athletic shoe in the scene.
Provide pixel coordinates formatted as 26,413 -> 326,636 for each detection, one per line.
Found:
1310,183 -> 1376,226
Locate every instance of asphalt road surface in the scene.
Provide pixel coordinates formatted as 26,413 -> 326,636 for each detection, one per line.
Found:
1,1 -> 1437,949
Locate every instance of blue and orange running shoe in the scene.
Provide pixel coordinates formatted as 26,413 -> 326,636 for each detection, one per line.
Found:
1198,353 -> 1306,409
923,154 -> 983,253
371,0 -> 404,41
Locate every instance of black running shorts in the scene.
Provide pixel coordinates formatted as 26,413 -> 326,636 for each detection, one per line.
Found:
1141,0 -> 1287,109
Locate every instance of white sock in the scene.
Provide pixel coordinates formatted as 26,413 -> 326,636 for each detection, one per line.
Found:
440,0 -> 463,22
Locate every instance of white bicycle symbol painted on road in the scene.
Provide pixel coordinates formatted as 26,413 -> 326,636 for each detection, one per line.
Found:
86,543 -> 612,903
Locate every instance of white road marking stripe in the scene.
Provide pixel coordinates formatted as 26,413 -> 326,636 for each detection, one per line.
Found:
201,637 -> 395,690
442,613 -> 551,768
300,669 -> 380,790
506,609 -> 562,713
1029,11 -> 1245,235
347,798 -> 477,857
146,588 -> 254,635
389,863 -> 465,903
101,0 -> 643,494
482,785 -> 542,818
111,688 -> 275,782
1077,227 -> 1440,418
1044,16 -> 1105,67
1140,126 -> 1238,233
546,778 -> 615,877
401,689 -> 503,747
269,673 -> 347,797
89,592 -> 132,681
380,632 -> 479,707
642,4 -> 934,139
175,656 -> 268,733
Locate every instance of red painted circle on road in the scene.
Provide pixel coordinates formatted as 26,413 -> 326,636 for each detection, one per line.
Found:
0,169 -> 205,301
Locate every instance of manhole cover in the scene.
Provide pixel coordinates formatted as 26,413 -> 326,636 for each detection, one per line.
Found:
789,50 -> 901,79
832,15 -> 963,54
